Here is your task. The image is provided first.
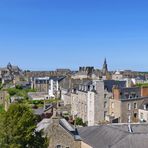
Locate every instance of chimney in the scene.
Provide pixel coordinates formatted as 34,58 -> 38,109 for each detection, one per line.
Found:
141,86 -> 148,97
113,87 -> 120,100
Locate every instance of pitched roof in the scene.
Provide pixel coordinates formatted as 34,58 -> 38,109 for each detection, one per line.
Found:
78,124 -> 148,148
104,80 -> 126,92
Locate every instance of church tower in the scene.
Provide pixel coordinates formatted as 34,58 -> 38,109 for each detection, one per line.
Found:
7,62 -> 12,70
102,58 -> 108,75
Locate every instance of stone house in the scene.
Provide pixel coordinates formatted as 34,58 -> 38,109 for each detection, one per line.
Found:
37,118 -> 148,148
0,63 -> 23,84
139,100 -> 148,122
37,117 -> 81,148
71,80 -> 105,126
66,80 -> 126,125
112,71 -> 123,80
111,86 -> 148,123
31,76 -> 65,98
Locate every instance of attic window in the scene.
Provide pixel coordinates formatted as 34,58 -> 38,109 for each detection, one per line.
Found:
125,93 -> 129,99
132,93 -> 136,98
144,104 -> 148,110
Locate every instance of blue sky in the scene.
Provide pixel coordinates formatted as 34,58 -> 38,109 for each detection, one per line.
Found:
0,0 -> 148,71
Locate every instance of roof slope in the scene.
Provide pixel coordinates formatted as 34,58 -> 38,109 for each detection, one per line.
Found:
78,124 -> 148,148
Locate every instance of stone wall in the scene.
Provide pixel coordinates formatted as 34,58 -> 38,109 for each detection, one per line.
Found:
121,99 -> 145,123
109,98 -> 121,120
47,118 -> 81,148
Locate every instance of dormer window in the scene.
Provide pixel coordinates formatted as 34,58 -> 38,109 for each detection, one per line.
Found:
125,93 -> 129,99
144,104 -> 148,110
132,93 -> 136,98
144,105 -> 146,110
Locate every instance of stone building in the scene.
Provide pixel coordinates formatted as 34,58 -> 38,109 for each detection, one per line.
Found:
0,62 -> 23,84
37,117 -> 81,148
71,80 -> 105,126
31,76 -> 65,98
70,80 -> 125,126
112,70 -> 123,80
139,100 -> 148,122
71,67 -> 98,79
24,69 -> 71,79
111,86 -> 148,123
31,77 -> 50,93
38,118 -> 148,148
71,59 -> 110,80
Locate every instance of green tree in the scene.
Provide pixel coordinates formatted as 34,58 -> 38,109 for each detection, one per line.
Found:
7,88 -> 18,96
0,104 -> 48,148
75,117 -> 87,126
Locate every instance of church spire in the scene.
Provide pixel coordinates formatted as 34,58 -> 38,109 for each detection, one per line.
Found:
102,58 -> 108,75
7,62 -> 12,70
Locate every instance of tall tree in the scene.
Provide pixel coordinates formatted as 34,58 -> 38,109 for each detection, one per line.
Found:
0,104 -> 48,148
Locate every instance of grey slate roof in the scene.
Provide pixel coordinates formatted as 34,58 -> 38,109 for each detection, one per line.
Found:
78,124 -> 148,148
104,80 -> 126,92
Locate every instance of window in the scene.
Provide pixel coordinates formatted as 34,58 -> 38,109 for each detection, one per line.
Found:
134,113 -> 137,118
144,105 -> 146,110
104,111 -> 107,119
89,93 -> 92,99
146,104 -> 148,110
56,145 -> 61,148
104,94 -> 107,98
128,103 -> 131,110
104,101 -> 107,108
132,93 -> 136,98
143,104 -> 148,110
111,112 -> 114,117
111,102 -> 114,109
141,113 -> 144,120
125,93 -> 129,99
134,103 -> 137,109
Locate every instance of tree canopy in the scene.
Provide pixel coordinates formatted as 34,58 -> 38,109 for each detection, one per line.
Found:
0,103 -> 48,148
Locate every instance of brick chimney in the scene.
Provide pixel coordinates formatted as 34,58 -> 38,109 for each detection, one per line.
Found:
141,86 -> 148,97
113,87 -> 120,100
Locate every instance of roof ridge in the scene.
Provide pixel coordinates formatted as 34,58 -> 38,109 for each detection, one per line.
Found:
108,125 -> 130,134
